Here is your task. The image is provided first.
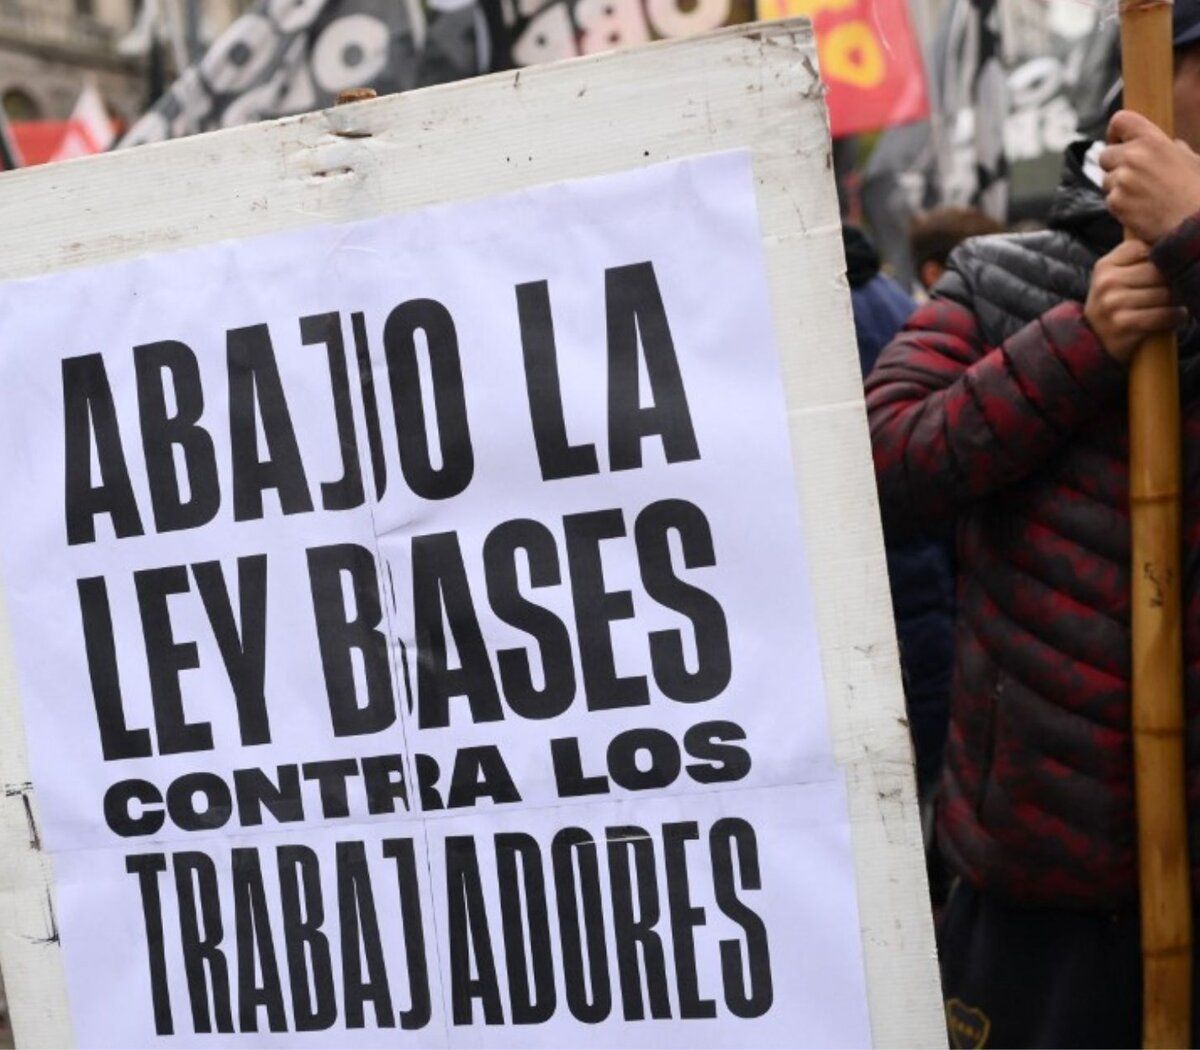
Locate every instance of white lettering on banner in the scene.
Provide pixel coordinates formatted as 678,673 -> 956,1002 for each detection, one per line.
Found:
199,13 -> 279,95
575,0 -> 651,54
505,0 -> 748,66
645,0 -> 732,38
946,51 -> 1085,204
311,14 -> 392,94
0,152 -> 869,1047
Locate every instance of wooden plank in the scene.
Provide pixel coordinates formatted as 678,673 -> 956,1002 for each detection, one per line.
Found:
0,20 -> 943,1047
0,579 -> 71,1049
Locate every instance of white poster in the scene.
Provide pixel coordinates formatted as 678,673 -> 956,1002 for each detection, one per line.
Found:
0,151 -> 870,1047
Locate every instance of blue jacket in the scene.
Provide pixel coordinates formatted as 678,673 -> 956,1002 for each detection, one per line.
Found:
851,274 -> 916,374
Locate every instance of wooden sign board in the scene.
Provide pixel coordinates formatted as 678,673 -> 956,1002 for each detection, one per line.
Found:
0,20 -> 942,1048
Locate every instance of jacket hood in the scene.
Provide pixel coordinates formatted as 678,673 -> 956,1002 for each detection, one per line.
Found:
1047,140 -> 1123,256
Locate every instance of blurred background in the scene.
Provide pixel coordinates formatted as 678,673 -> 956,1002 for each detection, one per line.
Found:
0,0 -> 249,131
0,1 -> 1123,1042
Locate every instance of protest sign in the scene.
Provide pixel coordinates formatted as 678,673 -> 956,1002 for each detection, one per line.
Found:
0,21 -> 942,1048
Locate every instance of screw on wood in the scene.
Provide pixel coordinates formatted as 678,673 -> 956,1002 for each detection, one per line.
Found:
336,88 -> 377,105
331,87 -> 377,139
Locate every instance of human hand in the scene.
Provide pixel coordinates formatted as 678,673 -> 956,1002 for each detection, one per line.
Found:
1100,111 -> 1200,244
1083,239 -> 1186,363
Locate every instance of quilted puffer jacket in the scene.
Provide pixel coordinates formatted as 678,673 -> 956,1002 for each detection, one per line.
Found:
866,141 -> 1200,908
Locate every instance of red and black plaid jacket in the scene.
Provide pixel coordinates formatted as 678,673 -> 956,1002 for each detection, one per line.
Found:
867,147 -> 1200,908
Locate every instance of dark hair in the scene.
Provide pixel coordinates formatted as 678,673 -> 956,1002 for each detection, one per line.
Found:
909,206 -> 1005,269
1178,38 -> 1200,67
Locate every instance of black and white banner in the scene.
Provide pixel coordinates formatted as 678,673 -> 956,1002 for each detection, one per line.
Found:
119,0 -> 758,149
120,0 -> 489,147
483,0 -> 754,68
0,153 -> 869,1046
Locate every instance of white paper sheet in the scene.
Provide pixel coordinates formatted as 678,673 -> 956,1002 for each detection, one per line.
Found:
0,151 -> 870,1047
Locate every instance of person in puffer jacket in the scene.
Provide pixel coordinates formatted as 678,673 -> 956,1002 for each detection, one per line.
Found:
867,4 -> 1200,1043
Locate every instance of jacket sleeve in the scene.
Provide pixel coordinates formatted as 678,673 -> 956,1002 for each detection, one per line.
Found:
865,296 -> 1127,531
1151,210 -> 1200,311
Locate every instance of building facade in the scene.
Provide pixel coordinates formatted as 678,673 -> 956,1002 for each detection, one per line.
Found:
0,0 -> 249,126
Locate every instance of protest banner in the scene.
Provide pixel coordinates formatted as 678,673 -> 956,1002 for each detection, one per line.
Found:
118,0 -> 756,149
0,21 -> 942,1048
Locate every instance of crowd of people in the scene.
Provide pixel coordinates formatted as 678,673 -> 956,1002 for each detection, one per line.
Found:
853,0 -> 1200,1043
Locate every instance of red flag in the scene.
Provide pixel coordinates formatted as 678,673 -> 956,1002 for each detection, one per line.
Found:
51,83 -> 115,162
758,0 -> 929,138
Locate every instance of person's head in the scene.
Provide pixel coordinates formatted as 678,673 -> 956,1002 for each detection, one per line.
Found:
909,207 -> 1004,290
1112,0 -> 1200,151
1099,1 -> 1200,150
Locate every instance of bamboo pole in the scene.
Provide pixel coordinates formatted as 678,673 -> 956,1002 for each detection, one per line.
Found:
1120,2 -> 1192,1046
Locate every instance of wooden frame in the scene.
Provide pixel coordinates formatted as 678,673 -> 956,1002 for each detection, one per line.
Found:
0,20 -> 942,1047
